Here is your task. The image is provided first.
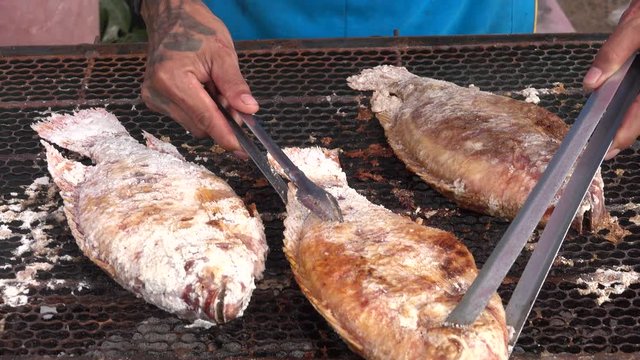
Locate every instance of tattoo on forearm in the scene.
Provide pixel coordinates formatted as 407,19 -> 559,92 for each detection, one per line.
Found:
143,0 -> 216,53
163,12 -> 216,51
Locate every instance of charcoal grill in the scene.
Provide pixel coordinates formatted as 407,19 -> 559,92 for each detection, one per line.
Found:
2,34 -> 640,359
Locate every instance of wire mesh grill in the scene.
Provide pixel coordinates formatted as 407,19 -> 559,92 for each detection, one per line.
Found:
2,34 -> 640,359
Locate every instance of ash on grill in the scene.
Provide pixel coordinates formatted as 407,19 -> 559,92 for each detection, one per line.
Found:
0,176 -> 79,307
576,266 -> 640,305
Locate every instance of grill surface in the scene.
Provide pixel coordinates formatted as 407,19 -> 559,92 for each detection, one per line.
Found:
2,34 -> 640,359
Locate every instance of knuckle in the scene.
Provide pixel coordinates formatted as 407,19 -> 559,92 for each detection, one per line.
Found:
627,16 -> 640,31
151,68 -> 173,87
141,85 -> 171,114
190,129 -> 208,139
209,36 -> 238,59
618,136 -> 636,150
140,88 -> 159,111
191,111 -> 213,132
596,44 -> 624,67
145,102 -> 164,114
145,59 -> 176,82
140,85 -> 152,103
621,3 -> 640,24
222,80 -> 249,96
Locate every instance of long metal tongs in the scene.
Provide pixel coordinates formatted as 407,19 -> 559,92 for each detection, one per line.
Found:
446,53 -> 640,352
212,94 -> 343,222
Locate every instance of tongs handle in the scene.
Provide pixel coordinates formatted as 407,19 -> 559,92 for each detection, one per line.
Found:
236,111 -> 314,188
506,53 -> 640,351
445,53 -> 640,330
212,95 -> 289,203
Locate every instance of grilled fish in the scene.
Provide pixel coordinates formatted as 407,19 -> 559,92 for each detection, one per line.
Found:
348,65 -> 619,236
271,147 -> 508,360
32,108 -> 268,326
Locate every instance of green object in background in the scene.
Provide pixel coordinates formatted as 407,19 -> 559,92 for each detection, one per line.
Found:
100,0 -> 147,43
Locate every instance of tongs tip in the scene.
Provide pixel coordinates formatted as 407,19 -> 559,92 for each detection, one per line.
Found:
212,93 -> 344,222
296,189 -> 344,223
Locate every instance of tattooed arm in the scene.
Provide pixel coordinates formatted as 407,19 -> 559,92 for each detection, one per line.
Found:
141,0 -> 258,153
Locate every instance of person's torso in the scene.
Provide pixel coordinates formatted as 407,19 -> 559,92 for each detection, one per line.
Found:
204,0 -> 537,40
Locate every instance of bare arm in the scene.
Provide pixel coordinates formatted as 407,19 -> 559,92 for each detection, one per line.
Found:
141,0 -> 258,153
583,0 -> 640,159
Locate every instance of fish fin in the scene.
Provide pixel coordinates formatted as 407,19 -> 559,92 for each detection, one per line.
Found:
284,246 -> 365,355
32,108 -> 128,158
300,282 -> 366,355
375,110 -> 396,128
142,131 -> 185,160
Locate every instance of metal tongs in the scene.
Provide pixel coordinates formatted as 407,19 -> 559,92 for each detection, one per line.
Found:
211,94 -> 343,222
446,53 -> 640,353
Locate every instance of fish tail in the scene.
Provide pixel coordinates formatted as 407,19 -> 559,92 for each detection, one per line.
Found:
31,108 -> 129,158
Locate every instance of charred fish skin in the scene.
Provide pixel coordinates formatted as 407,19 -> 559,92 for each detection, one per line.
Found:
32,108 -> 268,326
271,147 -> 508,360
347,65 -> 617,235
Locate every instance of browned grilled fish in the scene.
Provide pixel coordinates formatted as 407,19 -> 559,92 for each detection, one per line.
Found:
348,65 -> 620,237
271,147 -> 508,360
32,108 -> 268,326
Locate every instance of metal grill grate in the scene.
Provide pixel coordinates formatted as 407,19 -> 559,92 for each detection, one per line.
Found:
2,34 -> 640,359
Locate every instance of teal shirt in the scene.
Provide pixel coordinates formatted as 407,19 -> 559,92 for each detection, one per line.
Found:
204,0 -> 537,40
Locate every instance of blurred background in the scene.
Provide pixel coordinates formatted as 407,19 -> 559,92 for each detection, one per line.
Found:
538,0 -> 631,33
0,0 -> 145,46
0,0 -> 632,47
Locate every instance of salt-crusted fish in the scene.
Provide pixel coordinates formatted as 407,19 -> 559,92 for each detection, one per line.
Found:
348,65 -> 619,236
271,147 -> 508,360
32,108 -> 267,326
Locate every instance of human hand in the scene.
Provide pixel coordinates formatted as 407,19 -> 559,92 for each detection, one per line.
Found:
583,0 -> 640,160
140,0 -> 258,153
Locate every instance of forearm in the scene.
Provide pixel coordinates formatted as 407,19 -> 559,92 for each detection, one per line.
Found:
141,0 -> 217,52
141,0 -> 181,24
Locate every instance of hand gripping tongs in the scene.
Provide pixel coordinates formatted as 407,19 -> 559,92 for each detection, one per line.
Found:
446,53 -> 640,353
211,94 -> 343,223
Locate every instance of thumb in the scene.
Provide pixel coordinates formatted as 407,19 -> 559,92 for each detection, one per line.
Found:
211,63 -> 259,116
584,16 -> 640,90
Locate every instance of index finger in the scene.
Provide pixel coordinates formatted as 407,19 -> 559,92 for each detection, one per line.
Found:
172,75 -> 242,151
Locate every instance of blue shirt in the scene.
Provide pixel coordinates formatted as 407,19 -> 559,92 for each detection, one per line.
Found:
204,0 -> 537,41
